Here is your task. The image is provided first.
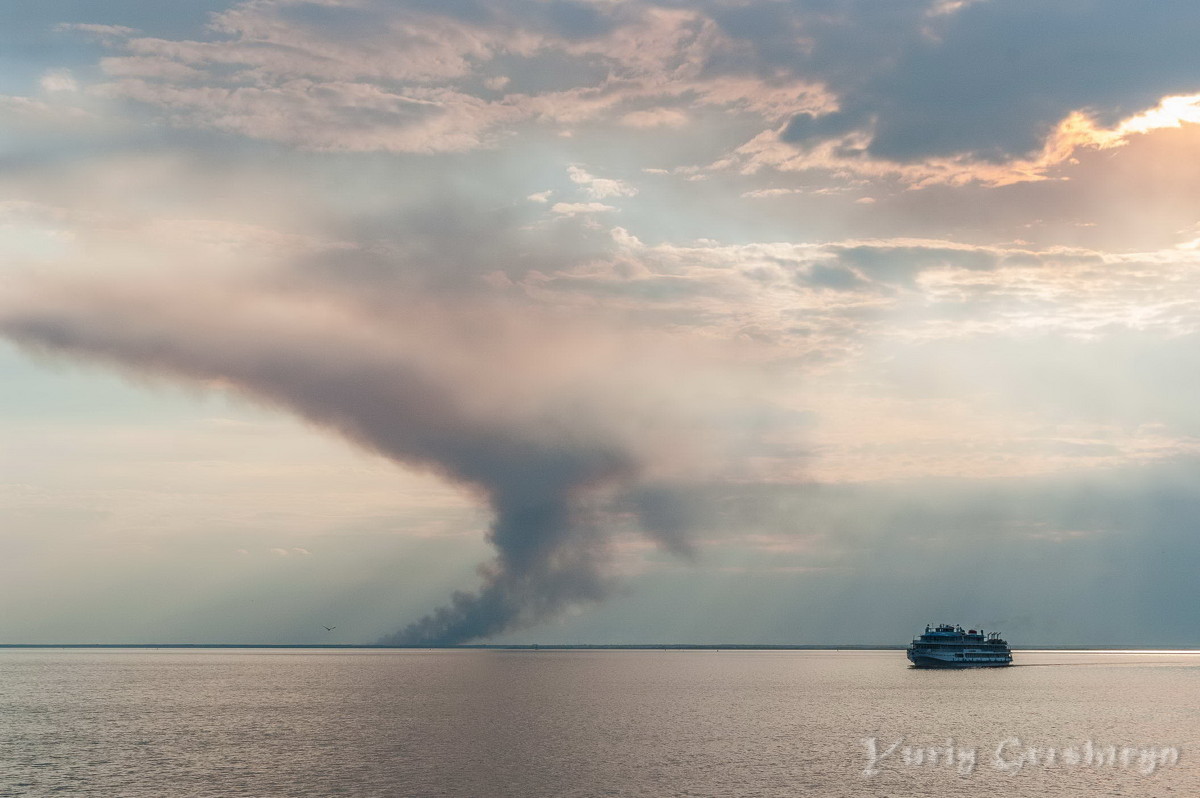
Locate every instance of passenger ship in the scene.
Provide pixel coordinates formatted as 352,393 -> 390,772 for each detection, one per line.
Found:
907,624 -> 1012,668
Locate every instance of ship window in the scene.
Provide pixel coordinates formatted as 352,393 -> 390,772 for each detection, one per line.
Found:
955,653 -> 963,657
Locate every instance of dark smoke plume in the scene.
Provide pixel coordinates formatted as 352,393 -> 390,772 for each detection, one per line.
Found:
0,281 -> 696,644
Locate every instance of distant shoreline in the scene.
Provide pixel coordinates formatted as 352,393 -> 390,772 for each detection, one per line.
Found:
2,644 -> 1198,651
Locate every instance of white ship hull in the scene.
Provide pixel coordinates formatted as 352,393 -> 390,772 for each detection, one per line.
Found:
907,651 -> 1011,668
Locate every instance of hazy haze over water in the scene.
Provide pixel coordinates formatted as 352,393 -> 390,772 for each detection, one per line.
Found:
2,649 -> 1197,797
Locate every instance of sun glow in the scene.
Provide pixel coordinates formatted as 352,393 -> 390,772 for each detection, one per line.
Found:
1118,94 -> 1200,135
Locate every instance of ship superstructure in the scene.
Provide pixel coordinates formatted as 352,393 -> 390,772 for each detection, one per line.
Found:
906,623 -> 1012,668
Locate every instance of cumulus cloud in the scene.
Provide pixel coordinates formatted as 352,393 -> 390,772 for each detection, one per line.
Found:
39,70 -> 78,93
56,23 -> 139,36
550,201 -> 617,216
620,108 -> 688,128
740,188 -> 803,199
567,165 -> 638,199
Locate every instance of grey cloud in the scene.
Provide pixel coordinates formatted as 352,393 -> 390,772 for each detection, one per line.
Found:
622,486 -> 703,558
402,0 -> 497,25
779,109 -> 870,147
603,463 -> 1200,646
827,244 -> 999,285
539,1 -> 619,40
749,0 -> 1200,162
20,1 -> 227,41
707,2 -> 809,71
400,0 -> 620,38
998,252 -> 1043,268
801,263 -> 868,291
486,51 -> 613,95
281,0 -> 618,43
864,0 -> 1200,161
281,189 -> 621,295
44,0 -> 1200,169
0,280 -> 708,645
271,3 -> 397,41
532,274 -> 719,303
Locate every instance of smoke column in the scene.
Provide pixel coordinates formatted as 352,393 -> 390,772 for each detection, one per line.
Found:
0,281 -> 695,644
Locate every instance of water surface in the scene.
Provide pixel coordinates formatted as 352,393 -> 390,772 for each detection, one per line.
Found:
1,649 -> 1196,796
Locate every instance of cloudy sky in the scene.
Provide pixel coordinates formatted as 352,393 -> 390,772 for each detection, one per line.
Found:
3,0 -> 1200,645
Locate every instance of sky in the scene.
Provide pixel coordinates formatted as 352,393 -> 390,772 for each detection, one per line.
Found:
3,0 -> 1200,646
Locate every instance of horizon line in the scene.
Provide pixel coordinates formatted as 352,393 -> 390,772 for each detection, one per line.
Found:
2,643 -> 1199,651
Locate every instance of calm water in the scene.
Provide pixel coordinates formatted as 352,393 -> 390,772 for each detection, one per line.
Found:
1,649 -> 1197,797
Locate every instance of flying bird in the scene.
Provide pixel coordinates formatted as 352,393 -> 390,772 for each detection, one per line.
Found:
323,625 -> 336,631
